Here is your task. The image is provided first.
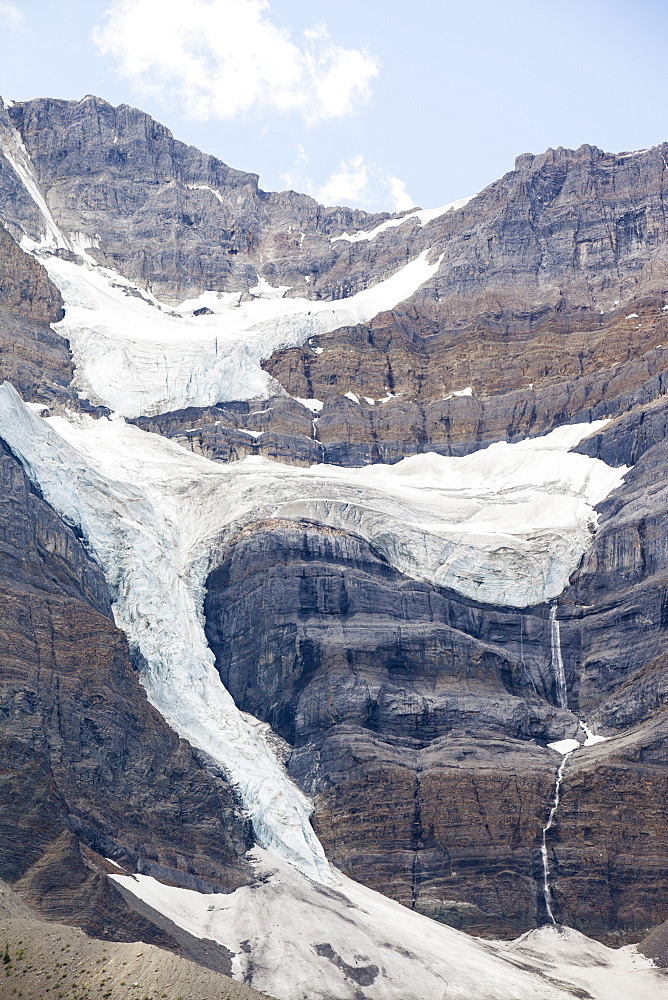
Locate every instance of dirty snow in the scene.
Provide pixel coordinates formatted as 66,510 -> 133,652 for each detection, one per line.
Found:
110,850 -> 666,1000
332,195 -> 474,243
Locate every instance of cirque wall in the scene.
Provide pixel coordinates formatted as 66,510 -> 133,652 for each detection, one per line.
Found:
0,94 -> 667,965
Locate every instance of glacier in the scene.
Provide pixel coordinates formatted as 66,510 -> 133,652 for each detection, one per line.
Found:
33,248 -> 441,418
0,381 -> 627,887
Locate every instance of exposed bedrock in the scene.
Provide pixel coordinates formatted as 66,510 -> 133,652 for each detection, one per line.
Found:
0,221 -> 72,405
263,293 -> 668,405
2,95 -> 385,301
548,722 -> 668,944
6,94 -> 668,457
139,334 -> 668,469
0,439 -> 253,940
562,423 -> 668,730
203,517 -> 668,940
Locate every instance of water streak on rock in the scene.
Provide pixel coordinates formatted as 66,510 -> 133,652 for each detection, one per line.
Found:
550,602 -> 568,709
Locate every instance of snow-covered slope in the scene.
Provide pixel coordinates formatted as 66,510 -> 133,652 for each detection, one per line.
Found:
109,849 -> 666,1000
331,195 -> 474,243
33,249 -> 441,417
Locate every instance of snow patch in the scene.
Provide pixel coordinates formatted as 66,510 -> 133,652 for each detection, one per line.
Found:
332,195 -> 474,243
248,276 -> 291,300
548,739 -> 581,755
69,231 -> 101,264
294,396 -> 323,412
580,720 -> 608,746
185,182 -> 226,205
444,386 -> 473,399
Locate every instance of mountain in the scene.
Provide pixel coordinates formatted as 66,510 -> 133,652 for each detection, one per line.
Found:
0,93 -> 667,998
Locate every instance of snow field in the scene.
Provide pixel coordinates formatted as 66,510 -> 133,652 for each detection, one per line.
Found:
36,248 -> 441,418
110,849 -> 665,1000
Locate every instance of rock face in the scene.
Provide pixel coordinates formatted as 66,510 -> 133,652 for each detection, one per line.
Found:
2,95 -> 385,302
1,91 -> 668,959
202,514 -> 668,942
0,221 -> 71,404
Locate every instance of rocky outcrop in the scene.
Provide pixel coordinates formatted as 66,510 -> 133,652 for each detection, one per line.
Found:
640,915 -> 668,967
134,396 -> 321,466
202,520 -> 566,938
550,721 -> 668,943
2,95 -> 386,302
0,221 -> 74,405
5,97 -> 668,396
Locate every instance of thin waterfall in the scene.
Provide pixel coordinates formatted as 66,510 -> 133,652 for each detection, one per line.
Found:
540,753 -> 571,923
550,602 -> 568,709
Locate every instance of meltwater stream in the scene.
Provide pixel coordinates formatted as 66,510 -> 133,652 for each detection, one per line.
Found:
540,753 -> 571,923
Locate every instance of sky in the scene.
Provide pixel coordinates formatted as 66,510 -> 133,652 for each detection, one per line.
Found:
0,0 -> 667,213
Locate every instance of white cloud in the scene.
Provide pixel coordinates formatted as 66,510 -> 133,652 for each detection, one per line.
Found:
0,1 -> 25,30
314,154 -> 371,207
93,0 -> 379,125
283,149 -> 416,213
387,175 -> 415,213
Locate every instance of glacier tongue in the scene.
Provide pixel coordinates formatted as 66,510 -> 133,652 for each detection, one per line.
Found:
0,384 -> 331,883
0,381 -> 628,884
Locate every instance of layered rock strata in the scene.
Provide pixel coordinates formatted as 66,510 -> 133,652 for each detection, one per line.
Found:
203,511 -> 668,941
2,91 -> 668,956
0,221 -> 71,404
141,338 -> 668,468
